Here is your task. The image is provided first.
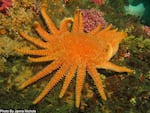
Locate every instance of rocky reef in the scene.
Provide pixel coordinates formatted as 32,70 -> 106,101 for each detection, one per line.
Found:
0,0 -> 149,113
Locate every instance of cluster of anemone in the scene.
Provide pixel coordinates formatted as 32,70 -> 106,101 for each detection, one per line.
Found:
143,25 -> 150,37
81,8 -> 107,33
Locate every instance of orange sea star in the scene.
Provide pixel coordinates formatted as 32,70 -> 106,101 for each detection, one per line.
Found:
17,4 -> 132,108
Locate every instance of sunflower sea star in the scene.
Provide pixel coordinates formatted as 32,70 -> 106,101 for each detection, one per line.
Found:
17,4 -> 132,108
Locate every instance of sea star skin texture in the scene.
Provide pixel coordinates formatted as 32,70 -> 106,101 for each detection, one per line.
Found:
17,4 -> 132,108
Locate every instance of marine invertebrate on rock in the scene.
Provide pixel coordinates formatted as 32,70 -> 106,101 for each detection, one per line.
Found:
81,9 -> 107,32
0,28 -> 6,35
17,4 -> 132,108
142,25 -> 150,37
0,0 -> 13,15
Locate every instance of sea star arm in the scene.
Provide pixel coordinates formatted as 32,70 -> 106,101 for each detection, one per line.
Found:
100,62 -> 133,73
19,58 -> 63,90
28,56 -> 57,62
59,64 -> 77,98
16,49 -> 53,56
106,44 -> 113,60
96,24 -> 127,46
87,64 -> 107,100
34,21 -> 54,42
60,18 -> 73,33
19,31 -> 49,48
89,24 -> 101,35
76,63 -> 86,108
33,62 -> 70,104
111,28 -> 118,32
96,24 -> 112,36
78,12 -> 83,32
41,4 -> 59,34
28,51 -> 61,62
101,24 -> 112,32
72,10 -> 80,32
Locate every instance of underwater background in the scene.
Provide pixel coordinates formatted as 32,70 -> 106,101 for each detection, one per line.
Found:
0,0 -> 150,113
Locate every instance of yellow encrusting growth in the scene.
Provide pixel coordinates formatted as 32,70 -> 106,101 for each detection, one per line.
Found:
17,3 -> 132,108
